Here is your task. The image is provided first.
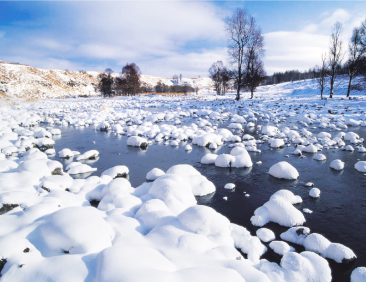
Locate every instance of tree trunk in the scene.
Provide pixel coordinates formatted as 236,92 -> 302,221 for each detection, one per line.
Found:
236,87 -> 240,101
329,76 -> 334,98
251,89 -> 254,99
346,75 -> 352,98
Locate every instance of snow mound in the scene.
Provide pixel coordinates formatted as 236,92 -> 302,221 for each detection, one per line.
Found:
101,165 -> 129,178
269,240 -> 295,255
146,168 -> 165,181
309,188 -> 321,198
251,190 -> 305,227
34,206 -> 114,255
351,267 -> 366,282
330,159 -> 345,170
127,136 -> 148,148
269,161 -> 299,180
256,228 -> 275,242
201,153 -> 218,164
224,183 -> 235,189
355,161 -> 366,173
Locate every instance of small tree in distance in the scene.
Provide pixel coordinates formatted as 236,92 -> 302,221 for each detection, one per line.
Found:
98,68 -> 114,98
209,61 -> 228,95
116,63 -> 141,96
328,22 -> 344,98
315,53 -> 328,99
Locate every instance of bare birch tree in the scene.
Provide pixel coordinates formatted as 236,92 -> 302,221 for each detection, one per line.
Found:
244,26 -> 266,98
225,8 -> 255,101
346,27 -> 366,97
208,61 -> 230,95
328,22 -> 344,98
315,53 -> 328,99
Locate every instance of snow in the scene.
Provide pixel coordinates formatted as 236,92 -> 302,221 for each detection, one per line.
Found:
313,154 -> 326,161
0,71 -> 365,282
269,241 -> 295,255
251,190 -> 305,227
256,228 -> 275,242
269,139 -> 285,148
309,188 -> 321,198
75,150 -> 99,161
280,229 -> 357,263
269,161 -> 299,180
101,165 -> 129,178
355,161 -> 366,173
224,183 -> 236,189
351,267 -> 366,282
66,163 -> 97,175
201,153 -> 218,164
146,168 -> 165,181
127,136 -> 148,148
330,159 -> 345,170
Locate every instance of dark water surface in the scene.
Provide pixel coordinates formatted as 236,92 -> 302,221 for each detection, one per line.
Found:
49,118 -> 366,282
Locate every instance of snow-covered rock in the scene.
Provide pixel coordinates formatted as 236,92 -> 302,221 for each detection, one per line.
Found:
269,161 -> 299,180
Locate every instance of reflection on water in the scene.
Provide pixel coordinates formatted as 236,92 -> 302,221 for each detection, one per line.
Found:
48,117 -> 366,282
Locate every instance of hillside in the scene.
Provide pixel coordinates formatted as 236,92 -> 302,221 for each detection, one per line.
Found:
0,62 -> 215,100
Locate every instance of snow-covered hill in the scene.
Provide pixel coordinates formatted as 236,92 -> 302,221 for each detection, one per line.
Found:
0,62 -> 101,100
0,62 -> 215,100
1,61 -> 364,101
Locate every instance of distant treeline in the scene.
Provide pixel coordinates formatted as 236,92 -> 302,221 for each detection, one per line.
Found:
263,65 -> 352,85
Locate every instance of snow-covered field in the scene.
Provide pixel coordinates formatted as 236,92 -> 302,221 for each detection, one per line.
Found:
0,78 -> 366,282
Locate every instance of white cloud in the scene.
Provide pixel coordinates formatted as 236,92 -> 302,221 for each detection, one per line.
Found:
264,31 -> 328,74
264,7 -> 366,74
0,2 -> 228,77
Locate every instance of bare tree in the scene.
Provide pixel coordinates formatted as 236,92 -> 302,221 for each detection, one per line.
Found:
328,22 -> 344,98
225,8 -> 263,100
98,73 -> 114,98
244,26 -> 266,98
209,61 -> 224,95
116,63 -> 141,96
221,67 -> 231,95
208,61 -> 231,95
172,74 -> 179,84
346,27 -> 366,97
315,53 -> 328,99
105,68 -> 114,75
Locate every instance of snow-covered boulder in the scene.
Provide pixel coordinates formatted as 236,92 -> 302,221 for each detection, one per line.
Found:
101,165 -> 129,178
201,153 -> 218,165
269,161 -> 299,180
251,190 -> 305,227
309,188 -> 321,198
355,161 -> 366,173
313,154 -> 326,161
351,267 -> 366,282
76,150 -> 99,161
256,228 -> 275,242
127,136 -> 148,149
330,159 -> 344,170
269,241 -> 295,255
146,168 -> 165,181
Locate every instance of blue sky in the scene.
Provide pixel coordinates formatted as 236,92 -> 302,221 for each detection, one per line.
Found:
1,1 -> 365,77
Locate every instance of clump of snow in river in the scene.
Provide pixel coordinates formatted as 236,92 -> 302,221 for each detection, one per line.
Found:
269,161 -> 299,180
309,188 -> 321,198
330,159 -> 345,170
354,161 -> 366,173
351,267 -> 366,282
251,190 -> 305,227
